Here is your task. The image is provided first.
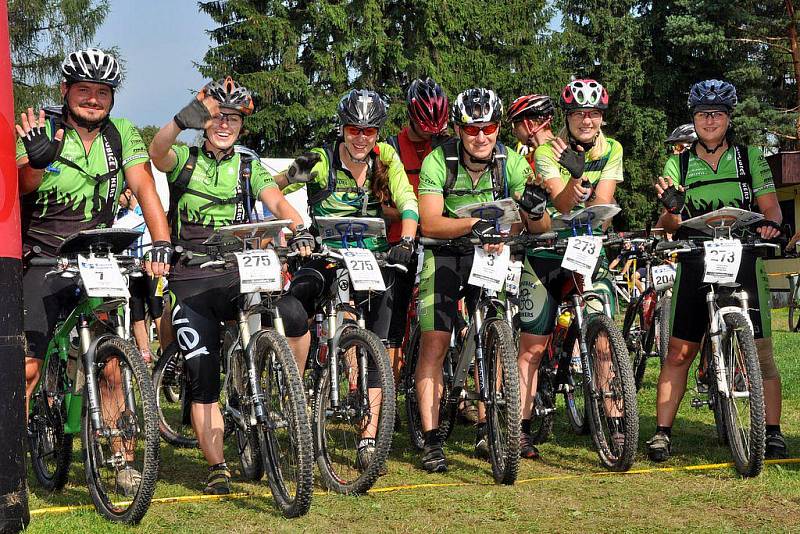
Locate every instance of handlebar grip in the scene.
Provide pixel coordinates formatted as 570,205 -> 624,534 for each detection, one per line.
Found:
28,257 -> 59,266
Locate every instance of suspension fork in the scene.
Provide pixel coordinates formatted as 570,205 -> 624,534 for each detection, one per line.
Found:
572,295 -> 593,385
473,305 -> 488,403
79,313 -> 105,433
239,309 -> 266,421
326,300 -> 341,408
111,309 -> 137,414
705,287 -> 730,398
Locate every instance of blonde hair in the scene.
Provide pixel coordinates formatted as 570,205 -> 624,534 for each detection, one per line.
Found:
556,127 -> 609,161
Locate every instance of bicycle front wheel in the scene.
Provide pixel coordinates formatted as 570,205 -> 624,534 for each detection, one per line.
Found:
28,354 -> 73,491
314,327 -> 395,494
82,337 -> 159,524
483,318 -> 520,485
583,314 -> 638,472
789,280 -> 800,332
254,329 -> 314,518
719,313 -> 765,477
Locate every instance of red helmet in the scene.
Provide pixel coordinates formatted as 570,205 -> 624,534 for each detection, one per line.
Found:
508,94 -> 555,123
559,79 -> 609,111
407,78 -> 449,134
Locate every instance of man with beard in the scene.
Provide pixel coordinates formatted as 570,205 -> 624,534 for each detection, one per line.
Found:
16,48 -> 171,493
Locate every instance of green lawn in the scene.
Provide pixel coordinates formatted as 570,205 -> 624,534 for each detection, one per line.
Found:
25,309 -> 800,533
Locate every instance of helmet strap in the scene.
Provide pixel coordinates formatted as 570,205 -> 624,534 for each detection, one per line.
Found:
697,138 -> 726,154
567,130 -> 596,152
461,143 -> 492,171
344,144 -> 370,165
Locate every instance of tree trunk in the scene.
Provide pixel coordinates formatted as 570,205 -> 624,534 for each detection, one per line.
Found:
786,0 -> 800,148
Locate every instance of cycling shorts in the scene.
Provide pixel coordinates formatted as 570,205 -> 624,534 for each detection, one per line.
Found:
418,248 -> 480,334
23,265 -> 81,360
386,253 -> 419,346
129,275 -> 164,322
671,252 -> 771,343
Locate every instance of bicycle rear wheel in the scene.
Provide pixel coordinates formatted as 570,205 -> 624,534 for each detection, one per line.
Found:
529,356 -> 554,445
28,354 -> 73,491
657,293 -> 671,364
314,327 -> 395,494
583,315 -> 638,472
563,328 -> 588,435
83,337 -> 159,524
622,296 -> 652,391
226,331 -> 265,482
255,329 -> 314,518
152,347 -> 198,448
483,318 -> 520,485
719,313 -> 765,477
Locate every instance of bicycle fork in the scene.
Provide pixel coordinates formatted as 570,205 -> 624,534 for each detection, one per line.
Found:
706,288 -> 750,401
238,310 -> 267,424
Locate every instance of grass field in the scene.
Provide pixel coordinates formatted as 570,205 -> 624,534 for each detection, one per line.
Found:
25,308 -> 800,533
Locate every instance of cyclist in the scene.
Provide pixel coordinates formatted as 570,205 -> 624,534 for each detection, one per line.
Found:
273,88 -> 419,472
516,79 -> 624,460
16,47 -> 171,494
416,87 -> 548,472
508,93 -> 556,170
148,77 -> 313,494
115,187 -> 173,364
383,77 -> 449,388
649,79 -> 787,461
665,123 -> 697,156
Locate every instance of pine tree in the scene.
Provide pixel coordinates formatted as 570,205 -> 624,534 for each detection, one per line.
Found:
9,0 -> 110,110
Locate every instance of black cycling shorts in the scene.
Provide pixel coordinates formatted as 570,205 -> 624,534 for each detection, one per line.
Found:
128,275 -> 164,322
671,252 -> 771,343
418,249 -> 480,334
23,265 -> 81,360
386,253 -> 418,346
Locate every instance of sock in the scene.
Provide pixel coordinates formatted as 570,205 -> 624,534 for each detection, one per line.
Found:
521,418 -> 532,435
358,437 -> 376,451
766,425 -> 781,435
656,426 -> 671,437
209,462 -> 228,472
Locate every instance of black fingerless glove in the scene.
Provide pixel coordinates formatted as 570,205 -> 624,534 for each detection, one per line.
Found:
146,241 -> 173,265
21,125 -> 60,169
518,183 -> 549,221
558,147 -> 585,179
659,185 -> 685,215
754,219 -> 783,235
174,97 -> 212,131
388,237 -> 415,266
287,152 -> 322,184
288,225 -> 315,252
471,219 -> 502,245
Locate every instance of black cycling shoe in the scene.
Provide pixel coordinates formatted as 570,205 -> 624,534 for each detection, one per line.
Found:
421,445 -> 447,473
765,432 -> 789,460
646,432 -> 671,463
474,425 -> 490,460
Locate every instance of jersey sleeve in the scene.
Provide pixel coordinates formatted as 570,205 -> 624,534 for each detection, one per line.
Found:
249,158 -> 278,198
599,140 -> 623,182
418,148 -> 446,196
662,154 -> 680,185
117,119 -> 150,170
380,143 -> 418,220
533,143 -> 563,182
166,145 -> 191,183
749,146 -> 776,197
505,150 -> 532,198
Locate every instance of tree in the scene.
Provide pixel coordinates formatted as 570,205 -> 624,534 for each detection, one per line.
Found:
198,0 -> 564,154
9,0 -> 110,111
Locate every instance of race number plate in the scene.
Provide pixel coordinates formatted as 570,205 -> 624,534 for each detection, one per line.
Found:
235,249 -> 282,293
651,264 -> 676,291
505,260 -> 523,295
703,239 -> 743,284
468,246 -> 511,291
561,236 -> 603,277
78,255 -> 130,298
341,248 -> 386,291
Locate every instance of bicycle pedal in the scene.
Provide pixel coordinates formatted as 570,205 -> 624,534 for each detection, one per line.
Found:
690,397 -> 705,409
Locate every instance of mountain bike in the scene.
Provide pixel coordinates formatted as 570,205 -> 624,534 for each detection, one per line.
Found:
27,228 -> 159,524
152,221 -> 313,517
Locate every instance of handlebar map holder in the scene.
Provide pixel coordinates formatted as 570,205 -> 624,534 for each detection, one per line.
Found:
679,207 -> 763,240
551,204 -> 621,236
315,216 -> 386,249
58,228 -> 143,257
203,220 -> 293,252
454,199 -> 521,233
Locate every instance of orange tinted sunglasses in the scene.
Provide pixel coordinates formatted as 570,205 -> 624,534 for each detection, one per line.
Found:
461,123 -> 500,136
344,125 -> 379,137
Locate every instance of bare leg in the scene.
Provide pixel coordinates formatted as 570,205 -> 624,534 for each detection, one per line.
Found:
655,337 -> 699,427
191,402 -> 226,466
416,331 -> 449,431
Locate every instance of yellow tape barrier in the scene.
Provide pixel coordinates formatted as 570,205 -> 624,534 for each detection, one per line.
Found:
29,458 -> 800,517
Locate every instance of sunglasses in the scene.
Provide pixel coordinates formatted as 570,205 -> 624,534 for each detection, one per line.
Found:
212,112 -> 243,126
461,123 -> 500,136
344,125 -> 379,137
693,111 -> 728,122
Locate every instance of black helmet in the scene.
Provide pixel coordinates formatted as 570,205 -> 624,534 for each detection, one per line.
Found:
407,78 -> 449,134
687,79 -> 737,112
203,77 -> 254,116
508,94 -> 555,123
665,123 -> 697,144
61,48 -> 122,88
337,89 -> 388,129
451,88 -> 503,125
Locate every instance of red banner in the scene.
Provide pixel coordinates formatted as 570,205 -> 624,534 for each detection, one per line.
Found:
0,0 -> 20,259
